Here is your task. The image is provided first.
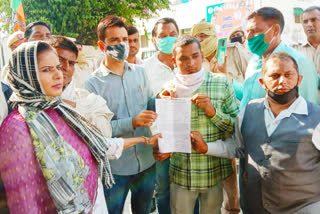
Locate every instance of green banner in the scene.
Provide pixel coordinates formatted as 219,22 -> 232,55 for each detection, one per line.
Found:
10,0 -> 22,11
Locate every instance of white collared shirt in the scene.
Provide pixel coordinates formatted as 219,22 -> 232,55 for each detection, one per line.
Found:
205,96 -> 319,158
143,53 -> 177,95
292,42 -> 320,75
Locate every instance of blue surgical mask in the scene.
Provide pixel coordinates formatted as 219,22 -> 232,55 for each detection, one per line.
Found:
104,42 -> 129,61
247,26 -> 274,56
157,36 -> 177,54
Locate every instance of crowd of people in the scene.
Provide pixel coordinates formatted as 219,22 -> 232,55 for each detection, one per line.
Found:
0,5 -> 319,214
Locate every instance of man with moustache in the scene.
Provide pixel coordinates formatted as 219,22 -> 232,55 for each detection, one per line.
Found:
236,7 -> 319,110
191,52 -> 320,214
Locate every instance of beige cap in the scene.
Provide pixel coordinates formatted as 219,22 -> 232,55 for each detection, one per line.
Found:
7,31 -> 24,48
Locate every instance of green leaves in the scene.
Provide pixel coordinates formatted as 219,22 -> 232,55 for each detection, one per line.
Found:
20,0 -> 170,45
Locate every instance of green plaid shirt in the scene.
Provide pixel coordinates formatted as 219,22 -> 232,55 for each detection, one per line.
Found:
170,72 -> 239,190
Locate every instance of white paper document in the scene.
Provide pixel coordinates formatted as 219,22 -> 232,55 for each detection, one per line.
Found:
155,98 -> 191,153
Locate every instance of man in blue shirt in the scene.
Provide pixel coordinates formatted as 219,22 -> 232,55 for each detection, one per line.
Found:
234,7 -> 319,110
84,15 -> 157,214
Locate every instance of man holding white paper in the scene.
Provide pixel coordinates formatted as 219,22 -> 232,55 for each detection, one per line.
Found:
155,36 -> 239,214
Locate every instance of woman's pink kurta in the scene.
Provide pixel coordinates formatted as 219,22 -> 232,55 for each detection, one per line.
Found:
0,109 -> 98,214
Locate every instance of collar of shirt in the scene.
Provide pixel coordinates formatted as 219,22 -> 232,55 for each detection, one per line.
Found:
154,52 -> 177,73
99,60 -> 133,77
272,41 -> 286,53
264,96 -> 308,136
302,40 -> 320,50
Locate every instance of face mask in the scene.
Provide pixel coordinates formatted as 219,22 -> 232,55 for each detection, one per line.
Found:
200,36 -> 217,57
231,36 -> 243,44
248,26 -> 274,56
157,36 -> 177,54
267,85 -> 299,104
104,42 -> 129,61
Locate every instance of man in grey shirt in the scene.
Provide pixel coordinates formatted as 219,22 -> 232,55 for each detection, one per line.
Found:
191,52 -> 320,214
84,15 -> 157,214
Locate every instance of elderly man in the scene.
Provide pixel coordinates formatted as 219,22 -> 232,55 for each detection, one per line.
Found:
127,25 -> 143,65
191,22 -> 251,86
156,35 -> 238,214
1,31 -> 24,81
236,7 -> 319,110
292,6 -> 320,101
49,36 -> 114,138
229,27 -> 246,45
7,31 -> 24,51
1,21 -> 52,83
84,15 -> 157,214
191,52 -> 320,214
24,21 -> 52,42
292,6 -> 320,75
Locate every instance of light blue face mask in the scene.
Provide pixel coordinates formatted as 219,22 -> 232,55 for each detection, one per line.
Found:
157,36 -> 177,54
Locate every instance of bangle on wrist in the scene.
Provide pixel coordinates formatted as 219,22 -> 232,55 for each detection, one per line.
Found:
142,136 -> 150,145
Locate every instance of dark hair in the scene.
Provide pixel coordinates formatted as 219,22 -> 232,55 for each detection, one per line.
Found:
36,41 -> 55,56
247,7 -> 285,33
25,21 -> 52,39
304,6 -> 320,13
74,40 -> 82,46
128,25 -> 138,36
97,15 -> 128,41
262,52 -> 299,75
48,36 -> 79,58
152,17 -> 179,37
172,35 -> 201,56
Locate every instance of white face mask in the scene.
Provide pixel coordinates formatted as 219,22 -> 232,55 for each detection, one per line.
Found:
175,69 -> 205,97
104,42 -> 129,61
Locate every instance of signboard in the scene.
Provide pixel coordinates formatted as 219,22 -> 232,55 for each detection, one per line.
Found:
206,0 -> 254,38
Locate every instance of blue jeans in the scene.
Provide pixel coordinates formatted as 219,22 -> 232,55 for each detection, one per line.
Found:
155,159 -> 199,214
155,159 -> 171,214
104,164 -> 156,214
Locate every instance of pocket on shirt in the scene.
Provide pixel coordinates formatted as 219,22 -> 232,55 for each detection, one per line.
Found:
135,85 -> 148,108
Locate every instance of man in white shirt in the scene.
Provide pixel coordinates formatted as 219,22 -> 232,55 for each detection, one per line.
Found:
143,17 -> 180,214
292,6 -> 320,75
190,52 -> 320,214
143,17 -> 179,95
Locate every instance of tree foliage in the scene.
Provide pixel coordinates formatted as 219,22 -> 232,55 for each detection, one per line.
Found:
22,0 -> 170,45
0,0 -> 13,35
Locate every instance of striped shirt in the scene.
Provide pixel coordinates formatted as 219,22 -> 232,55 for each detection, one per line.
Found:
170,72 -> 239,190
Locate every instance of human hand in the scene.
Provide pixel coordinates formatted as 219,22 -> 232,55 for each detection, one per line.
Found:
132,110 -> 157,128
153,146 -> 171,161
190,131 -> 208,154
209,56 -> 227,74
145,133 -> 162,146
63,99 -> 76,108
158,89 -> 177,99
190,93 -> 216,117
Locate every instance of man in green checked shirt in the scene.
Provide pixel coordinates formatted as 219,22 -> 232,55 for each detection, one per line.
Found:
155,35 -> 239,214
